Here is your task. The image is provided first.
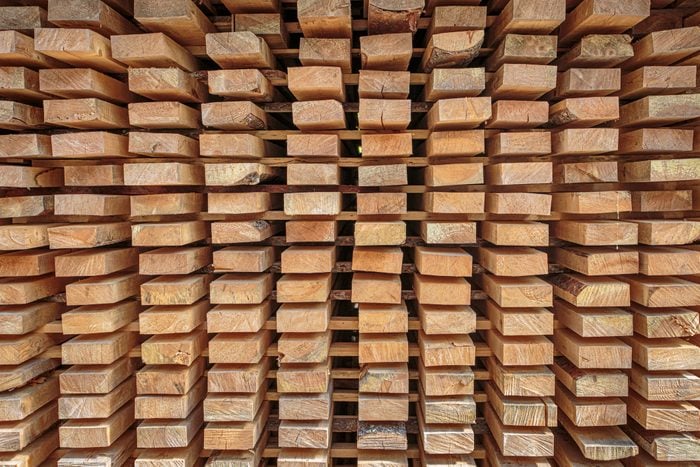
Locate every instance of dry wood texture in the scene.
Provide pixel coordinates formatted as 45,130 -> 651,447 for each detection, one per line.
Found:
0,0 -> 699,466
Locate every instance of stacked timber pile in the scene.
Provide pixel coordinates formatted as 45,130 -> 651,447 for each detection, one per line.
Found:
0,0 -> 699,465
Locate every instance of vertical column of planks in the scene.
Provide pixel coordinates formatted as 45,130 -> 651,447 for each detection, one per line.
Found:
616,17 -> 700,464
0,10 -> 62,465
480,243 -> 556,460
0,151 -> 61,457
119,25 -> 207,467
32,22 -> 140,464
203,0 -> 278,458
414,4 -> 485,466
480,0 -> 564,463
276,2 -> 348,464
204,3 -> 280,465
0,217 -> 61,465
54,196 -> 138,465
128,154 -> 209,455
209,8 -> 280,466
123,2 -> 209,464
551,215 -> 641,464
131,173 -> 208,467
278,156 -> 338,467
354,1 -> 416,461
480,18 -> 558,462
550,4 -> 649,461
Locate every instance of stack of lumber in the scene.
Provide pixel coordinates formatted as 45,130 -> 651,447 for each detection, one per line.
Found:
276,4 -> 346,463
0,0 -> 699,465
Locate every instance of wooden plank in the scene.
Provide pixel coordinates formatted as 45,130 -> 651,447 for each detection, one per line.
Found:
135,430 -> 203,466
57,429 -> 135,466
0,6 -> 49,36
133,0 -> 215,46
60,357 -> 134,394
0,302 -> 60,335
358,98 -> 411,130
420,30 -> 484,73
0,429 -> 57,466
0,101 -> 43,130
292,100 -> 345,130
206,31 -> 275,69
621,26 -> 700,69
61,332 -> 136,365
555,328 -> 632,369
0,333 -> 53,365
557,34 -> 633,70
552,127 -> 618,155
0,134 -> 52,159
137,404 -> 203,448
552,191 -> 631,214
485,193 -> 551,215
0,166 -> 61,188
487,64 -> 557,99
209,69 -> 274,102
367,0 -> 424,35
424,68 -> 483,101
548,96 -> 619,127
128,101 -> 200,129
0,275 -> 67,305
558,0 -> 649,45
481,221 -> 548,247
0,66 -> 49,102
47,0 -> 139,35
34,27 -> 125,73
203,402 -> 270,450
129,67 -> 207,102
66,272 -> 143,306
360,33 -> 413,71
235,13 -> 289,49
630,303 -> 699,338
623,421 -> 700,462
297,0 -> 351,38
62,300 -> 140,335
112,32 -> 198,71
486,0 -> 565,47
551,273 -> 630,307
555,68 -> 621,97
554,161 -> 618,184
299,37 -> 352,72
553,357 -> 628,398
618,65 -> 696,100
618,94 -> 700,127
479,246 -> 547,276
482,274 -> 553,308
617,275 -> 700,308
485,300 -> 552,337
0,195 -> 53,219
51,131 -> 130,158
559,414 -> 638,461
141,299 -> 208,335
485,34 -> 556,71
142,328 -> 207,366
64,165 -> 123,186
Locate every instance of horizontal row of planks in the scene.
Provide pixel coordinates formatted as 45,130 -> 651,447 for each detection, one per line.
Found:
1,0 -> 700,466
